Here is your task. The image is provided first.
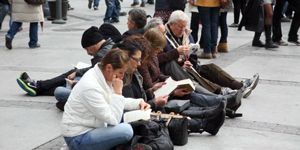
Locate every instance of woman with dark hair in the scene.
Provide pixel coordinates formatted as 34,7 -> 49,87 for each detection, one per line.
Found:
62,49 -> 150,150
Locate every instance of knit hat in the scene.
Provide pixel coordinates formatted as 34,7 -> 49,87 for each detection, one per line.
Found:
99,23 -> 122,43
81,26 -> 104,48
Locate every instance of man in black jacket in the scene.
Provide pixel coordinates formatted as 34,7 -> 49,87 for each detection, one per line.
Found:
16,25 -> 116,97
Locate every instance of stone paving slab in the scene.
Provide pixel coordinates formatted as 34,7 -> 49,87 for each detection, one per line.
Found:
0,107 -> 62,150
224,56 -> 300,82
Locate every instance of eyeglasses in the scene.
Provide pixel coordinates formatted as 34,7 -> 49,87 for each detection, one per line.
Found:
131,56 -> 142,63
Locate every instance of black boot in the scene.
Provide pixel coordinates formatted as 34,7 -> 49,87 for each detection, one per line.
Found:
252,32 -> 265,47
187,101 -> 226,135
223,89 -> 242,111
265,25 -> 279,49
181,100 -> 226,119
204,108 -> 226,135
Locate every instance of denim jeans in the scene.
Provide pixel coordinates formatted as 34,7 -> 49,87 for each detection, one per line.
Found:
94,0 -> 100,7
0,3 -> 10,29
6,22 -> 38,47
54,87 -> 71,102
64,123 -> 133,150
198,7 -> 220,53
104,0 -> 119,21
219,12 -> 228,43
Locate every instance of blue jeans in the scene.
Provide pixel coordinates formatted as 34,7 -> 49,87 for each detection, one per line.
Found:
6,22 -> 38,47
54,86 -> 71,102
64,123 -> 133,150
198,7 -> 220,53
104,0 -> 119,21
0,3 -> 10,29
94,0 -> 100,7
219,12 -> 228,43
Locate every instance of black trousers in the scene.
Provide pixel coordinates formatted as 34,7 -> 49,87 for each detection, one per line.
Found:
288,11 -> 300,41
36,69 -> 75,96
190,12 -> 201,42
272,0 -> 286,42
232,0 -> 246,24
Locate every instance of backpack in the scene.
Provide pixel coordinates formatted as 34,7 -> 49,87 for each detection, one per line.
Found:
130,120 -> 174,150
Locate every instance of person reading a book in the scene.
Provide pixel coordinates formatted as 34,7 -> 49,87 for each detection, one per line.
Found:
116,35 -> 170,110
62,49 -> 150,150
15,25 -> 118,111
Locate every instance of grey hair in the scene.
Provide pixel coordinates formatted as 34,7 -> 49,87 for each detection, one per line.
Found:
167,10 -> 189,24
144,17 -> 164,30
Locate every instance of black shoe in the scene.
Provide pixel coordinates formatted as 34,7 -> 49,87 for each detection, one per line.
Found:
119,11 -> 127,16
147,0 -> 154,4
265,41 -> 279,49
109,19 -> 119,23
225,89 -> 242,111
94,6 -> 98,10
5,36 -> 12,50
56,102 -> 66,111
131,2 -> 139,6
29,43 -> 41,49
288,39 -> 300,46
140,2 -> 145,7
188,118 -> 204,133
252,40 -> 265,47
88,0 -> 92,9
16,72 -> 37,96
181,100 -> 226,119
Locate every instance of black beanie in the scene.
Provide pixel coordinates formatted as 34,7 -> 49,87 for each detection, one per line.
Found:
99,23 -> 122,43
81,26 -> 104,48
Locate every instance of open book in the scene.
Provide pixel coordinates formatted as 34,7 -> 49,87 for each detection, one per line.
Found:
123,109 -> 152,123
154,77 -> 195,97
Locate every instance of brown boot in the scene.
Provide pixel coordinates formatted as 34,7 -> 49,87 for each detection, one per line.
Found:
211,48 -> 218,58
217,42 -> 228,53
198,52 -> 213,59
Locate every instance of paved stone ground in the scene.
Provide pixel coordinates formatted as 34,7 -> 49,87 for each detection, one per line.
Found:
0,0 -> 300,150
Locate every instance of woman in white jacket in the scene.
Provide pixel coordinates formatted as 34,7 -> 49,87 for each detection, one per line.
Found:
62,49 -> 150,150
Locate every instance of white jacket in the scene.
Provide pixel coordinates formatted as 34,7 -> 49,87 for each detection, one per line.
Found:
62,64 -> 142,137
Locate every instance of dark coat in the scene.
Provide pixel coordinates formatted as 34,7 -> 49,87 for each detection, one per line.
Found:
238,0 -> 264,32
287,0 -> 300,13
122,71 -> 159,110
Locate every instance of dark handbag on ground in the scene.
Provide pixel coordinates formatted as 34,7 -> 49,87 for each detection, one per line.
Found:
130,120 -> 174,150
24,0 -> 45,5
164,100 -> 190,113
167,117 -> 188,146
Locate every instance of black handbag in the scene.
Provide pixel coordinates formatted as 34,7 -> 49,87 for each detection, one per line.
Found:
167,117 -> 188,146
24,0 -> 45,5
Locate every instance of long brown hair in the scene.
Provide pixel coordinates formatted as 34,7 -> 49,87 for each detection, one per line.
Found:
143,28 -> 167,64
99,49 -> 130,70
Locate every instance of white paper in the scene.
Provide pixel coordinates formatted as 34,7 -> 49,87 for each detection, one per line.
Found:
123,109 -> 151,123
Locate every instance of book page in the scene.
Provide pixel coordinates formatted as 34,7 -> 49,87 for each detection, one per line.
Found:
123,109 -> 152,123
154,77 -> 178,97
176,79 -> 195,92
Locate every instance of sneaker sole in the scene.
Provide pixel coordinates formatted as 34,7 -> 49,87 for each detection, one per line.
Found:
242,87 -> 252,98
250,74 -> 259,90
16,78 -> 37,96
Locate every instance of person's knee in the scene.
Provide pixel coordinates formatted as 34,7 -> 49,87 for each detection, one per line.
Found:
119,123 -> 134,141
54,87 -> 70,102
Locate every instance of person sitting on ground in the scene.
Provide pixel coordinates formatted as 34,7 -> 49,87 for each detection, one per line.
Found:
16,24 -> 120,110
122,8 -> 148,39
150,12 -> 259,99
62,49 -> 150,150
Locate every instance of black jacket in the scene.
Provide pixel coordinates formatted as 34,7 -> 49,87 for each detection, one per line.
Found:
238,0 -> 264,32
